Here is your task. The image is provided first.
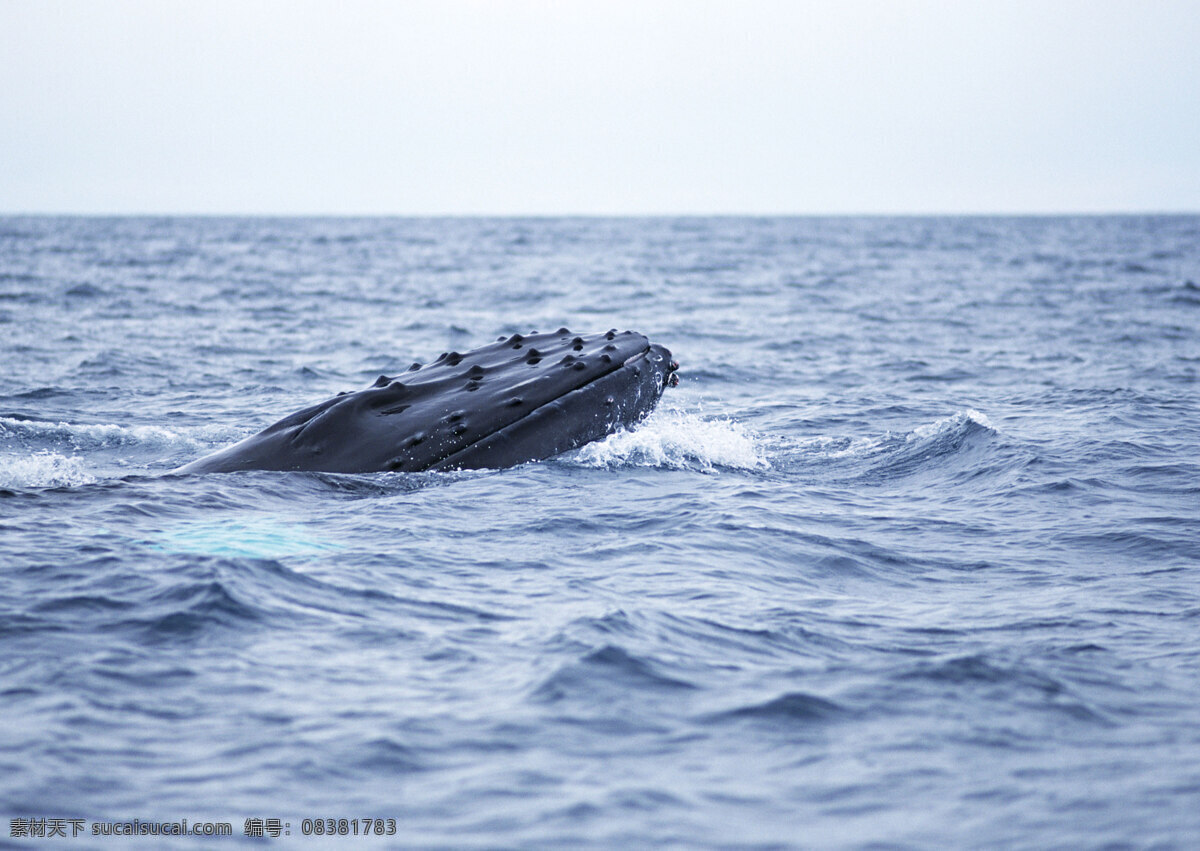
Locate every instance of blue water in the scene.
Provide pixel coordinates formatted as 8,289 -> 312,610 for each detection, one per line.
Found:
2,216 -> 1198,847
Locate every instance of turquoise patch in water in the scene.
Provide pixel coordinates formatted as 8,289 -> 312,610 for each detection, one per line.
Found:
146,519 -> 343,559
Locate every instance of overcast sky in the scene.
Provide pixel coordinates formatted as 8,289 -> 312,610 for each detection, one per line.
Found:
2,0 -> 1198,215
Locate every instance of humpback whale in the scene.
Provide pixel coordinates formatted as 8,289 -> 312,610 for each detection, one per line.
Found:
176,329 -> 678,474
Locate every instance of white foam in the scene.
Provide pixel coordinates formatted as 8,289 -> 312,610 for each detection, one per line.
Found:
0,451 -> 96,488
572,409 -> 768,471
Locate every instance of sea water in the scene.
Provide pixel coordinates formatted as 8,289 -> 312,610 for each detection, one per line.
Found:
1,216 -> 1198,847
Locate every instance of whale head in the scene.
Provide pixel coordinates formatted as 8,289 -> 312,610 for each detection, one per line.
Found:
176,328 -> 678,474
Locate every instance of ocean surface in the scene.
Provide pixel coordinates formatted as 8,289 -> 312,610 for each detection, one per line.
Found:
1,215 -> 1198,848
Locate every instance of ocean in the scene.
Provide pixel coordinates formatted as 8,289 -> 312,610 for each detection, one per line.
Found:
1,215 -> 1198,847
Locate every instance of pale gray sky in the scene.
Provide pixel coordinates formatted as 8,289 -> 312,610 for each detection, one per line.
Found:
2,0 -> 1198,215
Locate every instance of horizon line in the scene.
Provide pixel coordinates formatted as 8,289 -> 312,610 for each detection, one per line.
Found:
3,208 -> 1199,219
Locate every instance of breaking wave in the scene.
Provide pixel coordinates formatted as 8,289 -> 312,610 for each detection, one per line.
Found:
0,415 -> 238,453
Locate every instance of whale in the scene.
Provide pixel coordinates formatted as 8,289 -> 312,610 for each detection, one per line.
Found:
176,329 -> 678,474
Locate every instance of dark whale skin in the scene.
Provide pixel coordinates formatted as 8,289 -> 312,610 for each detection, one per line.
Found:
176,329 -> 677,474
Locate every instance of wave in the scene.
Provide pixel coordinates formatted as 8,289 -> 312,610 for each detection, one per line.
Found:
113,579 -> 266,642
0,416 -> 245,486
782,408 -> 1000,475
892,654 -> 1111,725
531,645 -> 696,705
909,408 -> 996,440
703,691 -> 846,724
0,415 -> 239,453
571,408 -> 768,472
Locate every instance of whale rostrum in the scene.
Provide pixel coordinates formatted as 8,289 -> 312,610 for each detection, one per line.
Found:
176,329 -> 679,474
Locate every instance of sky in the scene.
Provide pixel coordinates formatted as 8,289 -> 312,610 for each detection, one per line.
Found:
2,0 -> 1198,215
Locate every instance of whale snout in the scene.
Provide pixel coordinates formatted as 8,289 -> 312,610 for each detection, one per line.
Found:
666,353 -> 681,387
647,343 -> 681,388
177,327 -> 678,475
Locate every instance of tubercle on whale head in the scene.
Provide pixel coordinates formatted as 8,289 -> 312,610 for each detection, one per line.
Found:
514,326 -> 677,390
